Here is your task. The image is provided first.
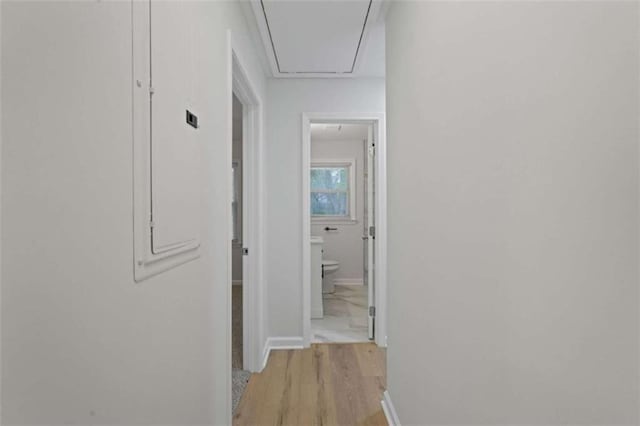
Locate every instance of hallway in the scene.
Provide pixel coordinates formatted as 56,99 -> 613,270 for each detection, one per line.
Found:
1,1 -> 639,425
234,343 -> 387,425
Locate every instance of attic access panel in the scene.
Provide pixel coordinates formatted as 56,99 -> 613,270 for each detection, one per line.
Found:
150,1 -> 201,254
260,0 -> 372,74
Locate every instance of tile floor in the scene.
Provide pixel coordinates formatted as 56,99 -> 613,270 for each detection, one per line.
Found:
311,285 -> 370,343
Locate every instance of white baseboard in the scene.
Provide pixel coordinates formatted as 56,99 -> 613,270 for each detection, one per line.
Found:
261,336 -> 304,371
333,278 -> 364,286
260,340 -> 271,371
268,336 -> 304,349
232,279 -> 242,286
381,390 -> 401,426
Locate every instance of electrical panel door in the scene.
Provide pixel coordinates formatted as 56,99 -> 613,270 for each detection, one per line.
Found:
133,0 -> 201,281
150,1 -> 200,254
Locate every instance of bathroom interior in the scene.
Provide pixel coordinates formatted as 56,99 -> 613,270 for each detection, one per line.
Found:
310,122 -> 373,343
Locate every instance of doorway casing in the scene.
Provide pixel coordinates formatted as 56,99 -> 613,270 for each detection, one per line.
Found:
231,45 -> 266,374
301,113 -> 387,348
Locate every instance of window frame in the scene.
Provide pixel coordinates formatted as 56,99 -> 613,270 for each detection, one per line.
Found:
310,158 -> 357,224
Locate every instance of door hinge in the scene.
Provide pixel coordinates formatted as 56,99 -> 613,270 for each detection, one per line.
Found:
243,248 -> 249,256
369,226 -> 375,238
369,145 -> 376,157
369,306 -> 376,317
149,85 -> 155,96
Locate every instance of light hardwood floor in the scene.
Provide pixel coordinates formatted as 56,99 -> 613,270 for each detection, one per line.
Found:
233,343 -> 388,426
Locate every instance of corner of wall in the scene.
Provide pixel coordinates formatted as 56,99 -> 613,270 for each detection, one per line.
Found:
260,336 -> 304,371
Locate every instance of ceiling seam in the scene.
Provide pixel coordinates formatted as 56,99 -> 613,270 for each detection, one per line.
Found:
260,0 -> 373,75
260,0 -> 282,73
350,0 -> 373,73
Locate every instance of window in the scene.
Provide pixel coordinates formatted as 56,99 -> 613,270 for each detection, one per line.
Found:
311,159 -> 356,222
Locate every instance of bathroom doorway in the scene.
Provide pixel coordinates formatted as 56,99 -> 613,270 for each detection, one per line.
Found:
229,49 -> 266,416
301,114 -> 387,348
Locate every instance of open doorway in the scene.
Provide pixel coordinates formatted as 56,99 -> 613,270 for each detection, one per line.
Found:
231,93 -> 250,413
231,93 -> 247,351
302,114 -> 387,349
229,49 -> 265,416
308,123 -> 373,343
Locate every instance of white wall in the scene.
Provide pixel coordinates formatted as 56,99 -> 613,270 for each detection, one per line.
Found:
386,2 -> 639,424
266,78 -> 384,338
311,138 -> 365,283
1,1 -> 267,424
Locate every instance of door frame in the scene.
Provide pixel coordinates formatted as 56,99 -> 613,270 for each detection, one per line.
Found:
301,112 -> 387,348
365,125 -> 375,340
231,47 -> 265,373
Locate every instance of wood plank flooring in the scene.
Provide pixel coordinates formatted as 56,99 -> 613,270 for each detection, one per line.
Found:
233,343 -> 388,426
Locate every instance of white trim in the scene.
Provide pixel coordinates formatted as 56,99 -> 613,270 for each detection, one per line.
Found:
232,45 -> 266,375
381,390 -> 401,426
302,113 -> 387,348
261,340 -> 271,371
266,336 -> 305,349
0,1 -> 4,412
333,278 -> 364,286
222,30 -> 234,426
366,124 -> 375,340
311,218 -> 358,225
225,31 -> 235,426
261,337 -> 305,370
375,115 -> 388,348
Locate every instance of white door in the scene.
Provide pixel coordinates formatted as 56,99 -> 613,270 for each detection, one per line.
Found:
366,124 -> 375,340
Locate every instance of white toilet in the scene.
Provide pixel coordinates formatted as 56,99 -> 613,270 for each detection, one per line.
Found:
322,260 -> 340,293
